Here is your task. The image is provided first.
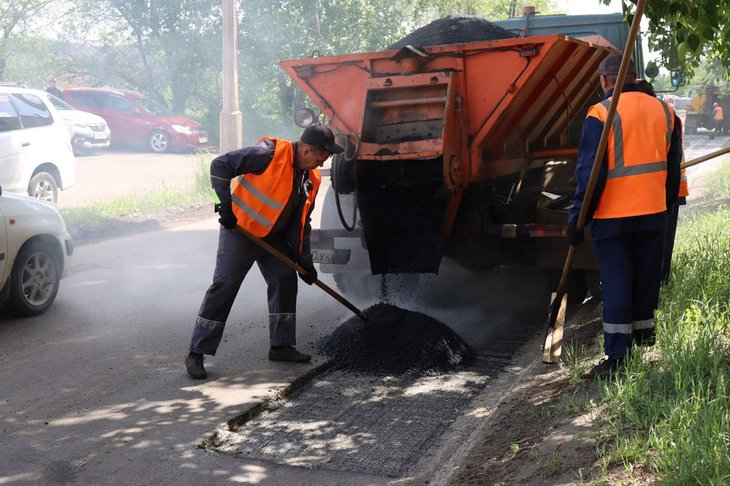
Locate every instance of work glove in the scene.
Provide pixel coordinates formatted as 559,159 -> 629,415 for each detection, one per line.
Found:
566,223 -> 584,246
298,254 -> 317,285
216,201 -> 237,229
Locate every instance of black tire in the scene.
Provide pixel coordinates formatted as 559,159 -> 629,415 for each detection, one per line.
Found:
28,171 -> 59,204
148,130 -> 171,153
7,241 -> 61,317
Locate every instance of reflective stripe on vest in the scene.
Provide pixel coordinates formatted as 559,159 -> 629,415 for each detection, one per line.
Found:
589,92 -> 675,219
230,138 -> 294,237
599,98 -> 672,180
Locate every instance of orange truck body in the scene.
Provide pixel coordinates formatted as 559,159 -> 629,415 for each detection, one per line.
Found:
281,32 -> 613,279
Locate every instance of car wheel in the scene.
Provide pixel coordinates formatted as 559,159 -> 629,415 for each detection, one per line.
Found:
7,240 -> 61,317
28,172 -> 59,204
149,130 -> 171,153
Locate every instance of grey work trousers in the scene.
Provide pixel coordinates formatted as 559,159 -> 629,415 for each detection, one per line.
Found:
189,227 -> 298,355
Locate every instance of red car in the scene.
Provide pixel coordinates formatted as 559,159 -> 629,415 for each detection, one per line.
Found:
63,87 -> 208,153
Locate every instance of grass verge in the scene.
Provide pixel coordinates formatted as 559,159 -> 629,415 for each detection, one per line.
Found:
61,156 -> 212,237
593,164 -> 730,483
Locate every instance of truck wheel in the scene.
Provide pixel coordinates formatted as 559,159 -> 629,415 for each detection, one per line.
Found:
7,241 -> 61,317
28,172 -> 59,204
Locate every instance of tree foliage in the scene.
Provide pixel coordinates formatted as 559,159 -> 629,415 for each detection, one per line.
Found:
412,0 -> 560,20
0,0 -> 57,78
3,0 -> 727,147
603,0 -> 730,78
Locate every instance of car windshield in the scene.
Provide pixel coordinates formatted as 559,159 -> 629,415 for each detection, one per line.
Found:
135,97 -> 172,116
46,93 -> 75,111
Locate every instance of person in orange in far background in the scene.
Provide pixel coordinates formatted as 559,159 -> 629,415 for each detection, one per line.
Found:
712,102 -> 724,136
567,54 -> 682,379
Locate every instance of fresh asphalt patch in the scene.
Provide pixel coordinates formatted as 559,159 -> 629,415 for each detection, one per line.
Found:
203,303 -> 543,477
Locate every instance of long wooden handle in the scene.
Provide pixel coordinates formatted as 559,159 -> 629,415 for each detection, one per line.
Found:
548,0 -> 647,327
234,226 -> 366,320
681,146 -> 730,170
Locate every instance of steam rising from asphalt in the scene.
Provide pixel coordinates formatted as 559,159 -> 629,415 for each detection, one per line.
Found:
346,260 -> 551,353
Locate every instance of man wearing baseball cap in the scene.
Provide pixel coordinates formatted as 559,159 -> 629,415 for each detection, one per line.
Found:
568,53 -> 683,379
185,124 -> 344,379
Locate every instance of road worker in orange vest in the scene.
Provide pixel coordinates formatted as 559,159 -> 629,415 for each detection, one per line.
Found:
185,125 -> 344,379
712,102 -> 724,136
567,54 -> 682,379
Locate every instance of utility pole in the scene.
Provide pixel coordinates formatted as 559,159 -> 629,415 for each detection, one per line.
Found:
220,0 -> 242,154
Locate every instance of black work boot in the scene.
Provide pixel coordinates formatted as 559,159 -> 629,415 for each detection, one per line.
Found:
185,352 -> 207,379
582,355 -> 624,380
268,346 -> 311,363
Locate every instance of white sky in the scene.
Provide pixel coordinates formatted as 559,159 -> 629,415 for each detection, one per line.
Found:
556,0 -> 623,15
556,0 -> 661,64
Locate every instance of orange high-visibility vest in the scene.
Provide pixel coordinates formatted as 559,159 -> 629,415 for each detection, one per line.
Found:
588,92 -> 675,219
231,138 -> 321,251
713,106 -> 724,121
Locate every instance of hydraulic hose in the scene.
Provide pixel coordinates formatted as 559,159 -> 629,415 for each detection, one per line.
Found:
334,132 -> 360,232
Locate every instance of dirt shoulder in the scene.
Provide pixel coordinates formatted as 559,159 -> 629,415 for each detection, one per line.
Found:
431,301 -> 650,486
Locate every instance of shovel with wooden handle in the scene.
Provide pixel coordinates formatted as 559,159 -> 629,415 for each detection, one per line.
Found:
542,0 -> 647,364
234,226 -> 367,321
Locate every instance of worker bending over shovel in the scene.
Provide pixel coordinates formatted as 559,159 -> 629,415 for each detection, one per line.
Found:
185,125 -> 344,379
568,54 -> 682,379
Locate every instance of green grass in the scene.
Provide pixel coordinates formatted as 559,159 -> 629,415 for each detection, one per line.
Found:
704,158 -> 730,199
61,155 -> 212,233
592,163 -> 730,484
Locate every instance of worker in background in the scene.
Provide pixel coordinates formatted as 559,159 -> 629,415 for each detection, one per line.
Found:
662,165 -> 688,283
712,102 -> 724,137
633,80 -> 688,284
46,79 -> 63,99
567,54 -> 682,379
184,125 -> 345,379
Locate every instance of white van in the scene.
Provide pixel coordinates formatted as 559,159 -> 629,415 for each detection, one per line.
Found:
0,86 -> 76,204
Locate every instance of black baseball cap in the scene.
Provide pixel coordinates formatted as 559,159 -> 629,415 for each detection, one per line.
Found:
300,124 -> 345,154
597,53 -> 636,76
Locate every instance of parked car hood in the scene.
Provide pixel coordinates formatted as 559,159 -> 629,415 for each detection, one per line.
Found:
0,190 -> 67,234
158,115 -> 203,129
56,108 -> 108,127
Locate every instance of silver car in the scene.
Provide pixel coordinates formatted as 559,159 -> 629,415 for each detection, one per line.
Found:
0,186 -> 73,316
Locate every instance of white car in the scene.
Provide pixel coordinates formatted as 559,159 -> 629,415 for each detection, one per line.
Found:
0,86 -> 76,204
0,186 -> 73,316
42,92 -> 111,155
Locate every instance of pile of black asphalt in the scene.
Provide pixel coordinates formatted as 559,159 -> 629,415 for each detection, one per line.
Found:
317,303 -> 473,376
388,15 -> 516,50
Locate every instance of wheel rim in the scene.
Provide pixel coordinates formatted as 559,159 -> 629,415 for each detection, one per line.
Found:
150,132 -> 169,152
21,251 -> 57,307
33,179 -> 55,203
